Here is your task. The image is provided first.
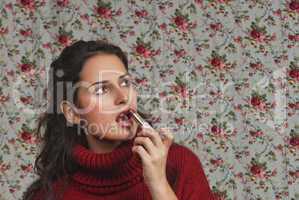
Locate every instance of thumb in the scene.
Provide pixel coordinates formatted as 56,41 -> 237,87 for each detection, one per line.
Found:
159,128 -> 174,148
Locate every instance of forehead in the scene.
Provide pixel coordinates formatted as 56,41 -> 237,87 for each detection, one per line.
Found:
79,53 -> 127,82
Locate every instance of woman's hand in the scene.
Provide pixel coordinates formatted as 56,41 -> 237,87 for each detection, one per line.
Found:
132,126 -> 174,189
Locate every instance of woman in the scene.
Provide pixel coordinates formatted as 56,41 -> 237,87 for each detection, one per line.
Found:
23,40 -> 215,200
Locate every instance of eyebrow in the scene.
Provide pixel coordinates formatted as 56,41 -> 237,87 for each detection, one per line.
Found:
88,73 -> 131,88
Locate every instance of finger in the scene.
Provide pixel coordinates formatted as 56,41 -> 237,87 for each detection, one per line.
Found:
159,128 -> 174,148
134,136 -> 156,155
132,145 -> 150,164
138,127 -> 164,147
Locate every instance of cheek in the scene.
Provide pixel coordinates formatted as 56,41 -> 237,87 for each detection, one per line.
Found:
78,96 -> 110,124
77,90 -> 138,124
128,90 -> 138,109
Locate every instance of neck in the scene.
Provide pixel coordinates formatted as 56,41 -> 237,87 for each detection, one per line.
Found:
86,135 -> 123,153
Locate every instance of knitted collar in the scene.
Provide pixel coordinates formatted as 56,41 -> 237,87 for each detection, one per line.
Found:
70,139 -> 144,195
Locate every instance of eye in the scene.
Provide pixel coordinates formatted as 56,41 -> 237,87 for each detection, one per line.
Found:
120,78 -> 134,87
94,85 -> 109,95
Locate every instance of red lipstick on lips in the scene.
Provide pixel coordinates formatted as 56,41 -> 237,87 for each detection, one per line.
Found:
116,110 -> 134,128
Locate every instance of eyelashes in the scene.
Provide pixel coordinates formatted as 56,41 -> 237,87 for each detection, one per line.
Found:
93,78 -> 137,95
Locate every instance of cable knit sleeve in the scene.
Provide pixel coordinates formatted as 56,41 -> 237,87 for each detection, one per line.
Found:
170,144 -> 215,200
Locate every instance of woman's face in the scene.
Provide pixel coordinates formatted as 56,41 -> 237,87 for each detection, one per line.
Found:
75,53 -> 138,141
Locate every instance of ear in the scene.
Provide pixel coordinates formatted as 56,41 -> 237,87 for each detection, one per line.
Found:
60,100 -> 81,125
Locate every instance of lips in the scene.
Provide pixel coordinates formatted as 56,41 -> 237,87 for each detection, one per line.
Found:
116,109 -> 134,128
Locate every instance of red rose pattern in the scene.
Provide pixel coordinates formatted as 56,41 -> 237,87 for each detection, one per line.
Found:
288,102 -> 299,109
135,10 -> 148,18
210,57 -> 225,70
20,131 -> 32,142
175,118 -> 184,125
250,164 -> 265,178
57,0 -> 69,7
1,1 -> 298,199
20,63 -> 32,72
20,29 -> 32,37
97,6 -> 112,19
289,68 -> 299,81
210,158 -> 224,167
173,16 -> 189,31
136,44 -> 152,58
289,0 -> 299,13
20,96 -> 32,105
250,96 -> 266,110
289,137 -> 299,147
0,27 -> 8,35
250,62 -> 263,70
171,84 -> 188,98
288,34 -> 299,42
250,29 -> 265,42
210,23 -> 223,31
249,130 -> 264,138
58,35 -> 71,46
19,0 -> 35,10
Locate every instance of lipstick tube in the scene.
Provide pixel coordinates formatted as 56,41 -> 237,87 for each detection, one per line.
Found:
129,110 -> 166,140
129,111 -> 152,129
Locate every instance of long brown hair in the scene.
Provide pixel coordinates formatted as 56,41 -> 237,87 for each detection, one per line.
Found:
22,40 -> 151,200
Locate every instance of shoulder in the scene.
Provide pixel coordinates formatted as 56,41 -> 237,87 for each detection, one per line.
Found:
168,142 -> 200,161
167,142 -> 202,170
166,142 -> 212,190
22,178 -> 43,200
24,177 -> 68,200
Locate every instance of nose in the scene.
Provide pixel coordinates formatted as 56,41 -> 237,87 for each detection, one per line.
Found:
114,87 -> 128,105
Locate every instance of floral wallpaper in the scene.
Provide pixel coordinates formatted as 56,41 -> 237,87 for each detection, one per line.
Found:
0,0 -> 298,199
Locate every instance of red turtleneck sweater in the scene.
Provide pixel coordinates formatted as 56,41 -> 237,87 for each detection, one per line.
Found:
32,139 -> 215,200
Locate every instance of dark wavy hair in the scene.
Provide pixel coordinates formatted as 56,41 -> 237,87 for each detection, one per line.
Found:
22,40 -> 151,200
